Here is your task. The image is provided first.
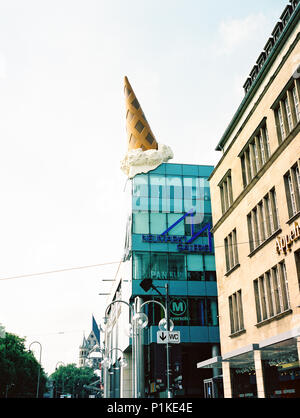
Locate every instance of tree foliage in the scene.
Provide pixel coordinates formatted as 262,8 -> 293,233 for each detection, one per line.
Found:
51,363 -> 98,398
0,332 -> 47,398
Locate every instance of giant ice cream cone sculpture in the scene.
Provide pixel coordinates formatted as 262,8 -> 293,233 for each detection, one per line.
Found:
121,76 -> 173,178
124,76 -> 158,152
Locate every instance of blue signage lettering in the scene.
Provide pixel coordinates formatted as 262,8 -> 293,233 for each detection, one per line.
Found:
141,212 -> 212,254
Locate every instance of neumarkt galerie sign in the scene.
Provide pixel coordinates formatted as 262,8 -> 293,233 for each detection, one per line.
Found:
142,210 -> 212,254
276,222 -> 300,255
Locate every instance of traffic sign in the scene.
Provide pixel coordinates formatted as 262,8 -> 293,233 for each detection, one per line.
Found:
157,331 -> 180,344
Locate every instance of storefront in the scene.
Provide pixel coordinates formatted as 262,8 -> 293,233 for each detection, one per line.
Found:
197,329 -> 300,398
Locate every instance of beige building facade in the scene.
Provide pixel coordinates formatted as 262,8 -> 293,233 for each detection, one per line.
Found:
198,1 -> 300,398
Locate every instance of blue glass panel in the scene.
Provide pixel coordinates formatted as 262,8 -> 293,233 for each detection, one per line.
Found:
207,298 -> 218,326
167,213 -> 185,235
133,212 -> 149,234
189,326 -> 209,342
169,254 -> 186,280
150,163 -> 166,175
150,253 -> 168,280
133,196 -> 149,212
204,200 -> 212,213
187,254 -> 203,271
150,213 -> 167,234
166,175 -> 183,199
205,255 -> 216,270
133,252 -> 151,280
182,165 -> 199,175
149,174 -> 166,213
132,235 -> 150,251
132,174 -> 149,197
183,177 -> 201,214
198,166 -> 214,177
165,164 -> 182,175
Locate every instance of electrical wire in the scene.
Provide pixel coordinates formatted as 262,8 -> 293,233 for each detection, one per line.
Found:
0,238 -> 271,282
0,261 -> 122,282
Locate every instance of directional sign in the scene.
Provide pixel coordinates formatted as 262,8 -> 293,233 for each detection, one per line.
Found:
157,331 -> 168,344
157,331 -> 180,344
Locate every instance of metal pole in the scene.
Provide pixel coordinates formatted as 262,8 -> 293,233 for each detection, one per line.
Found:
55,362 -> 65,397
165,283 -> 172,398
135,296 -> 145,398
29,341 -> 42,398
104,299 -> 136,398
133,297 -> 139,398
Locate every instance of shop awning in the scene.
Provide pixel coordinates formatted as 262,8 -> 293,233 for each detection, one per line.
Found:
197,356 -> 224,369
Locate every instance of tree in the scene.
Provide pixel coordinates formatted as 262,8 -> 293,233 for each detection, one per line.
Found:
51,364 -> 98,398
0,332 -> 47,398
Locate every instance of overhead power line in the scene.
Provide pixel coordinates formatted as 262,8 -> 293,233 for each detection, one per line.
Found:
0,261 -> 122,282
0,238 -> 273,282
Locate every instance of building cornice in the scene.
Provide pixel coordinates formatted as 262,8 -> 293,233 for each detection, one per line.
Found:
215,4 -> 300,152
209,30 -> 300,183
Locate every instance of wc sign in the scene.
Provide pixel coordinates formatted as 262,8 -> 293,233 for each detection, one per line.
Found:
157,330 -> 181,344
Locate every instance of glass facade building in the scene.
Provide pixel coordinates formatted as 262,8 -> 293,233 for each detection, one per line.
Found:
126,163 -> 220,398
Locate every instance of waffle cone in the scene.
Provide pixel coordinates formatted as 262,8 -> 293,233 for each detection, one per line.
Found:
124,76 -> 158,152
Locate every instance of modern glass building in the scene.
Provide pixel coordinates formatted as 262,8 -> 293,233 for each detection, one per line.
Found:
103,162 -> 220,398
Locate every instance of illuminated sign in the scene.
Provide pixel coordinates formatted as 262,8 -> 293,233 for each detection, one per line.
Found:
170,298 -> 187,316
170,298 -> 189,322
142,210 -> 212,254
276,222 -> 300,255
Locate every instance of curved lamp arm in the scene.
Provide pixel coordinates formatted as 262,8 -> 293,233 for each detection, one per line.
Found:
105,299 -> 134,319
140,299 -> 167,317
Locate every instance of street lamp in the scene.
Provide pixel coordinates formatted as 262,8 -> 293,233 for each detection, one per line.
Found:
102,347 -> 128,372
29,341 -> 42,398
55,362 -> 65,397
103,299 -> 147,398
136,297 -> 173,398
139,279 -> 173,398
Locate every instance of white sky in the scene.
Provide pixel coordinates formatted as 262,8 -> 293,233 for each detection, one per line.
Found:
0,0 -> 287,375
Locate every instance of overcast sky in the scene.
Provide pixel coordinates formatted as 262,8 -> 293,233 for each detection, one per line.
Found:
0,0 -> 287,375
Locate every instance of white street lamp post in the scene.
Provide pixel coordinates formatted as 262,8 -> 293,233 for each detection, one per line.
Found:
29,341 -> 42,398
138,296 -> 173,398
103,298 -> 148,398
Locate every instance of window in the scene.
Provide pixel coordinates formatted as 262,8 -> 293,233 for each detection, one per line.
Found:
292,87 -> 300,122
254,262 -> 290,324
146,296 -> 218,327
219,170 -> 233,214
248,188 -> 280,252
133,212 -> 149,233
133,252 -> 151,280
150,213 -> 167,234
169,254 -> 186,280
284,160 -> 300,218
133,252 -> 216,283
224,228 -> 239,273
206,298 -> 219,326
240,121 -> 271,187
284,97 -> 293,131
273,79 -> 300,143
229,290 -> 244,334
151,253 -> 168,280
276,105 -> 286,141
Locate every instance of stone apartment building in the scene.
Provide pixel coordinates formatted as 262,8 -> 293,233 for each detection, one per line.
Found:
197,0 -> 300,398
